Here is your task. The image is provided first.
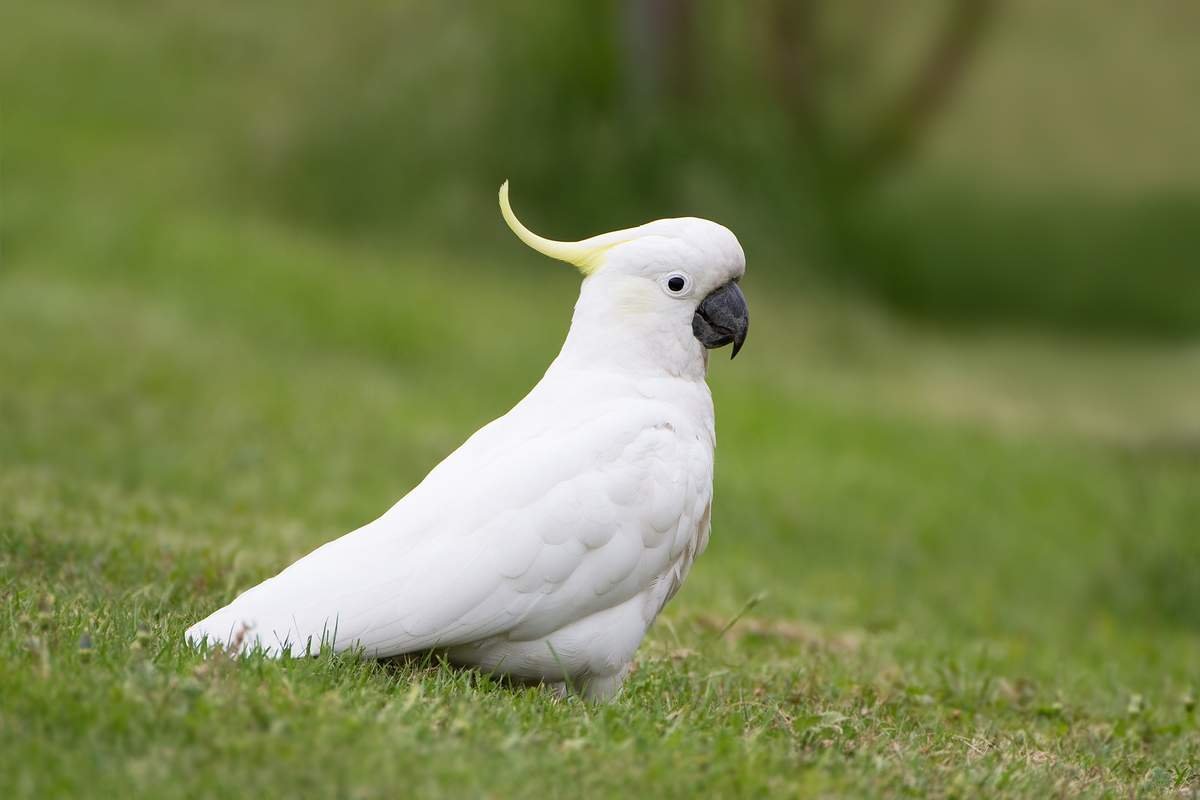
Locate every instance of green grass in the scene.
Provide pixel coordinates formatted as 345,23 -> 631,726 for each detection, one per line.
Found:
3,209 -> 1200,797
3,1 -> 1200,795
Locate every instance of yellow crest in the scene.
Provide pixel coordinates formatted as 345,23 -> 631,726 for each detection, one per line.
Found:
499,181 -> 632,276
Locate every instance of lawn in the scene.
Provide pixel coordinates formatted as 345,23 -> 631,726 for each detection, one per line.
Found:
3,1 -> 1199,797
3,210 -> 1199,796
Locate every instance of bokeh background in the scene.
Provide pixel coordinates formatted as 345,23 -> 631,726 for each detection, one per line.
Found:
3,1 -> 1199,796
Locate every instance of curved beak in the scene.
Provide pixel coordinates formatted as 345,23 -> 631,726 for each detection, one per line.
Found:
692,281 -> 749,359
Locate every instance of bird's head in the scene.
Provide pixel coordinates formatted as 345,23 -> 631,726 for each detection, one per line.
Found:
500,182 -> 748,373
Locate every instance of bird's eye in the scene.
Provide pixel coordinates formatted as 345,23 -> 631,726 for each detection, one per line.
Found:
664,273 -> 690,295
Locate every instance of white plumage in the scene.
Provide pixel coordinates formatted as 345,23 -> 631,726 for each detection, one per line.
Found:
187,183 -> 748,701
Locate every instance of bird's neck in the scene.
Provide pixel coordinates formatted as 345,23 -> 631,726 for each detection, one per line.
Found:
550,280 -> 708,381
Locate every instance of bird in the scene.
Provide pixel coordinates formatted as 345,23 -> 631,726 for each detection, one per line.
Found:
186,182 -> 749,701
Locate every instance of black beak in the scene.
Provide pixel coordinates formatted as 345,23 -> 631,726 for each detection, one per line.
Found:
692,281 -> 749,359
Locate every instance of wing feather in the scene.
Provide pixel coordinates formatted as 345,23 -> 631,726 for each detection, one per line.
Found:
186,392 -> 708,657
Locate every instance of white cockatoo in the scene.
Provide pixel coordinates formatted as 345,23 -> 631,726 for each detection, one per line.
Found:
186,183 -> 749,701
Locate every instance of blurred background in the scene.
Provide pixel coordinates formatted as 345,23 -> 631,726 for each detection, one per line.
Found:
7,0 -> 1200,334
4,0 -> 1200,705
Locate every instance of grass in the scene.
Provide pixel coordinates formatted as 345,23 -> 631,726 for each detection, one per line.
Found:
3,1 -> 1200,796
3,210 -> 1200,797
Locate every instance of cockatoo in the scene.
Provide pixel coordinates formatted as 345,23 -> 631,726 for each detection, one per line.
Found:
186,183 -> 749,701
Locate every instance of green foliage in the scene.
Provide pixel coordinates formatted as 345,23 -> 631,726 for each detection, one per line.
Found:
6,0 -> 1196,334
843,185 -> 1200,335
